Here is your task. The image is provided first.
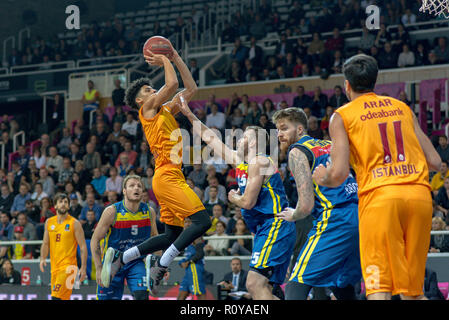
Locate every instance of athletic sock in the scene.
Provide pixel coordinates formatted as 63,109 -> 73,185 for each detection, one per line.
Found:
159,244 -> 180,267
122,246 -> 141,265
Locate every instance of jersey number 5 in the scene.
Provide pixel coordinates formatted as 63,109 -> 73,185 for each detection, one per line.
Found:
378,121 -> 405,164
131,225 -> 138,235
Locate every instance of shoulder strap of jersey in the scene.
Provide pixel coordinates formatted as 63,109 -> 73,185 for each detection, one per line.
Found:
287,143 -> 314,171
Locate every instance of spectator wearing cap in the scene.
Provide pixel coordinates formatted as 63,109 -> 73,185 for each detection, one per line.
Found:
69,193 -> 82,219
10,184 -> 31,221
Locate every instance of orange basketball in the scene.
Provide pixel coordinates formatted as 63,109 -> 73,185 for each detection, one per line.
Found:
143,36 -> 173,59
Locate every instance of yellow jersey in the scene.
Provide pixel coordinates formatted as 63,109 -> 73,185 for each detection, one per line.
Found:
47,215 -> 78,273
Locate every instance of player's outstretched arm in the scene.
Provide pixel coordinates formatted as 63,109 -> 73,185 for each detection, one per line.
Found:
179,95 -> 241,166
312,113 -> 350,187
228,156 -> 267,209
166,49 -> 198,115
413,113 -> 442,171
141,52 -> 178,118
278,148 -> 315,222
74,219 -> 87,282
39,220 -> 50,273
90,205 -> 116,287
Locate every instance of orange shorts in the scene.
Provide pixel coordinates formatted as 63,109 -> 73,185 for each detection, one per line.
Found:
153,165 -> 205,227
51,265 -> 78,300
358,184 -> 432,297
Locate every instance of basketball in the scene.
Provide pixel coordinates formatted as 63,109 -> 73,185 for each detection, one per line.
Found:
143,36 -> 173,59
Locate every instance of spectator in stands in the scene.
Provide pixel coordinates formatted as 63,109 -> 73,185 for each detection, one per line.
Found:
320,106 -> 335,132
415,43 -> 429,66
0,259 -> 21,285
67,143 -> 82,167
82,210 -> 97,240
325,28 -> 345,54
0,212 -> 14,258
308,116 -> 324,140
401,8 -> 417,25
81,80 -> 100,125
206,103 -> 226,130
91,167 -> 107,197
204,186 -> 226,217
30,182 -> 48,206
0,184 -> 14,214
330,49 -> 344,75
434,37 -> 449,64
437,135 -> 449,163
15,212 -> 37,258
116,153 -> 134,177
247,36 -> 264,68
135,141 -> 151,175
218,257 -> 250,300
204,221 -> 229,256
46,146 -> 63,173
249,14 -> 267,40
83,142 -> 101,172
38,197 -> 54,224
105,166 -> 123,196
398,44 -> 415,67
398,90 -> 412,107
329,85 -> 349,109
16,145 -> 30,172
293,85 -> 313,109
120,112 -> 138,137
10,184 -> 31,221
115,140 -> 137,167
204,175 -> 227,204
38,167 -> 55,198
79,192 -> 102,224
125,20 -> 141,42
22,200 -> 40,225
69,193 -> 82,219
230,38 -> 248,67
227,218 -> 252,256
57,127 -> 73,157
378,42 -> 398,69
435,177 -> 449,221
391,24 -> 411,53
429,217 -> 449,253
359,26 -> 376,53
226,60 -> 245,84
275,33 -> 294,62
188,58 -> 200,86
0,132 -> 12,158
111,79 -> 126,109
375,24 -> 392,48
244,101 -> 262,126
428,50 -> 439,65
311,86 -> 328,118
188,164 -> 207,190
424,268 -> 445,300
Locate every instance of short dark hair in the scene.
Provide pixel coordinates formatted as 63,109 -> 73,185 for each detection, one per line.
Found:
54,193 -> 69,205
124,78 -> 152,109
342,54 -> 378,93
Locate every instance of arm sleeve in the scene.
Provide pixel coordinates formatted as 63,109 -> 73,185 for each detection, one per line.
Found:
190,243 -> 205,263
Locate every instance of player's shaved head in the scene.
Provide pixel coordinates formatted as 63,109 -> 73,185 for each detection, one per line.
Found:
124,78 -> 153,109
343,54 -> 378,93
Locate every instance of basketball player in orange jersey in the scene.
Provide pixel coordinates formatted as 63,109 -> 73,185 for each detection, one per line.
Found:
312,54 -> 441,300
101,42 -> 211,295
40,193 -> 87,300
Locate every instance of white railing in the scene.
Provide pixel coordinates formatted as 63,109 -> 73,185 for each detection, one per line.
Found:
10,61 -> 76,73
76,54 -> 140,68
18,27 -> 30,52
12,130 -> 25,152
2,36 -> 15,66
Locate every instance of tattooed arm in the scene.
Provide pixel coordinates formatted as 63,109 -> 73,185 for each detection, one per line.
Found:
278,148 -> 315,222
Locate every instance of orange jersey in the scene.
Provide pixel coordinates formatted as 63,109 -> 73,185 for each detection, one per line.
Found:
335,92 -> 430,196
139,104 -> 183,170
47,215 -> 78,273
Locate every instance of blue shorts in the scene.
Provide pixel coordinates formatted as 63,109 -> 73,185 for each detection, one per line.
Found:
250,217 -> 296,284
179,263 -> 205,296
97,260 -> 147,300
289,204 -> 362,288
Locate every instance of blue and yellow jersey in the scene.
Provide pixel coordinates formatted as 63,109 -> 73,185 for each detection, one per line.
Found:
180,243 -> 205,266
236,154 -> 289,233
101,201 -> 152,258
288,135 -> 359,220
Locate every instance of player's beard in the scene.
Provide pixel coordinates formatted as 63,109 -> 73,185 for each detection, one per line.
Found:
57,208 -> 68,215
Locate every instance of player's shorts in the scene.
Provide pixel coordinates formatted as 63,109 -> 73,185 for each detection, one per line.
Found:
249,217 -> 296,284
51,265 -> 78,300
97,260 -> 147,300
358,184 -> 432,297
289,203 -> 361,288
179,262 -> 205,296
153,164 -> 206,227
